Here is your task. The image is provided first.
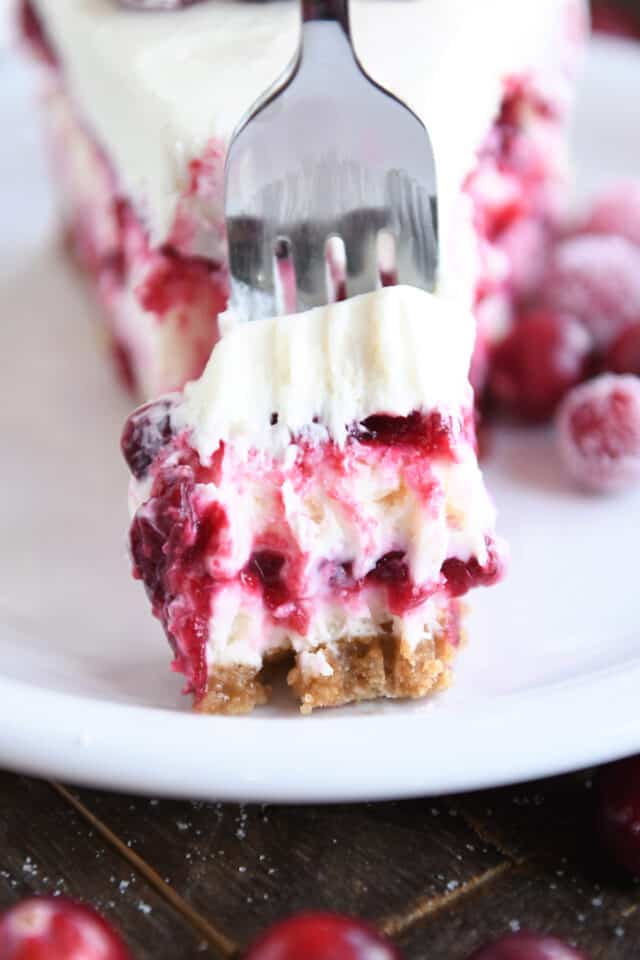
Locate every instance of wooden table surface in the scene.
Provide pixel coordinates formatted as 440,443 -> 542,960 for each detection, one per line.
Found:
1,768 -> 637,958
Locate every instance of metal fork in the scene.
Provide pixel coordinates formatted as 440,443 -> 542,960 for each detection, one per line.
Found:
224,0 -> 438,321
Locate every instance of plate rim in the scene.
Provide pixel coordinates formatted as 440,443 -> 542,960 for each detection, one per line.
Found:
2,35 -> 640,802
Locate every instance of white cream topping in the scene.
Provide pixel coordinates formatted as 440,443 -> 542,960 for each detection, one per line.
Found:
33,0 -> 586,302
174,285 -> 475,460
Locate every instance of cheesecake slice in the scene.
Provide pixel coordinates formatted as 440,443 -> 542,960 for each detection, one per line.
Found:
122,286 -> 504,713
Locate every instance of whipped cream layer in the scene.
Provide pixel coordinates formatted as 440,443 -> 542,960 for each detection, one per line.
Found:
32,0 -> 586,302
175,285 -> 475,460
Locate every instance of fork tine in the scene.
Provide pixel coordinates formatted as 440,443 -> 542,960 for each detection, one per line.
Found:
386,170 -> 437,292
227,215 -> 278,319
340,210 -> 381,298
225,4 -> 438,318
291,222 -> 330,312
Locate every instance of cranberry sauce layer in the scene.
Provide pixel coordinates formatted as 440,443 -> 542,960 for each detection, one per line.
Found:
124,401 -> 500,701
465,74 -> 569,392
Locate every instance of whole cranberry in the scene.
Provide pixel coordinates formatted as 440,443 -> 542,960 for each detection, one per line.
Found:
598,755 -> 640,876
0,897 -> 131,960
467,932 -> 588,960
605,323 -> 640,376
489,309 -> 592,422
556,374 -> 640,493
581,180 -> 640,247
545,235 -> 640,348
244,913 -> 401,960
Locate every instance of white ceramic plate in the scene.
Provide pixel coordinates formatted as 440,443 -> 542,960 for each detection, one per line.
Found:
1,36 -> 639,803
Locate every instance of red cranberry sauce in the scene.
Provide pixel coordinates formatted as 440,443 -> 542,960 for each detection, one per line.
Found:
129,442 -> 227,696
128,409 -> 498,699
138,244 -> 226,318
465,75 -> 567,393
19,1 -> 58,67
349,409 -> 474,457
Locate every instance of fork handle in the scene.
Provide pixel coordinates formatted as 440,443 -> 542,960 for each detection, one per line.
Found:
302,0 -> 350,32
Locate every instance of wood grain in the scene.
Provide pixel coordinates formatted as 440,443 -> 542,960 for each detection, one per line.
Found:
68,789 -> 506,948
395,860 -> 639,960
0,774 -> 220,959
3,768 -> 639,959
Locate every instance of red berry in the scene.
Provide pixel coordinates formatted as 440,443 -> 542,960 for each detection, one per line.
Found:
545,235 -> 640,348
467,932 -> 588,960
244,913 -> 401,960
598,755 -> 640,876
581,180 -> 640,247
0,897 -> 131,960
489,309 -> 592,422
605,322 -> 640,376
556,374 -> 640,493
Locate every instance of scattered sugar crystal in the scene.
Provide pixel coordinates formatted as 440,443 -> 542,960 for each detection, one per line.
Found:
592,897 -> 603,907
446,880 -> 459,892
509,920 -> 521,933
138,901 -> 152,915
176,821 -> 189,832
119,880 -> 130,893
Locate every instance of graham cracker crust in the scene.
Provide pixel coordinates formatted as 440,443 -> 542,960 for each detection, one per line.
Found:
195,608 -> 462,715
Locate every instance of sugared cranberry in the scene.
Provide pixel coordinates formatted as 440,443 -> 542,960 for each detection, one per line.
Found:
581,180 -> 640,247
545,236 -> 640,348
121,397 -> 176,480
597,755 -> 640,876
605,322 -> 640,376
244,913 -> 401,960
467,932 -> 588,960
556,374 -> 640,493
0,896 -> 131,960
489,309 -> 592,422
